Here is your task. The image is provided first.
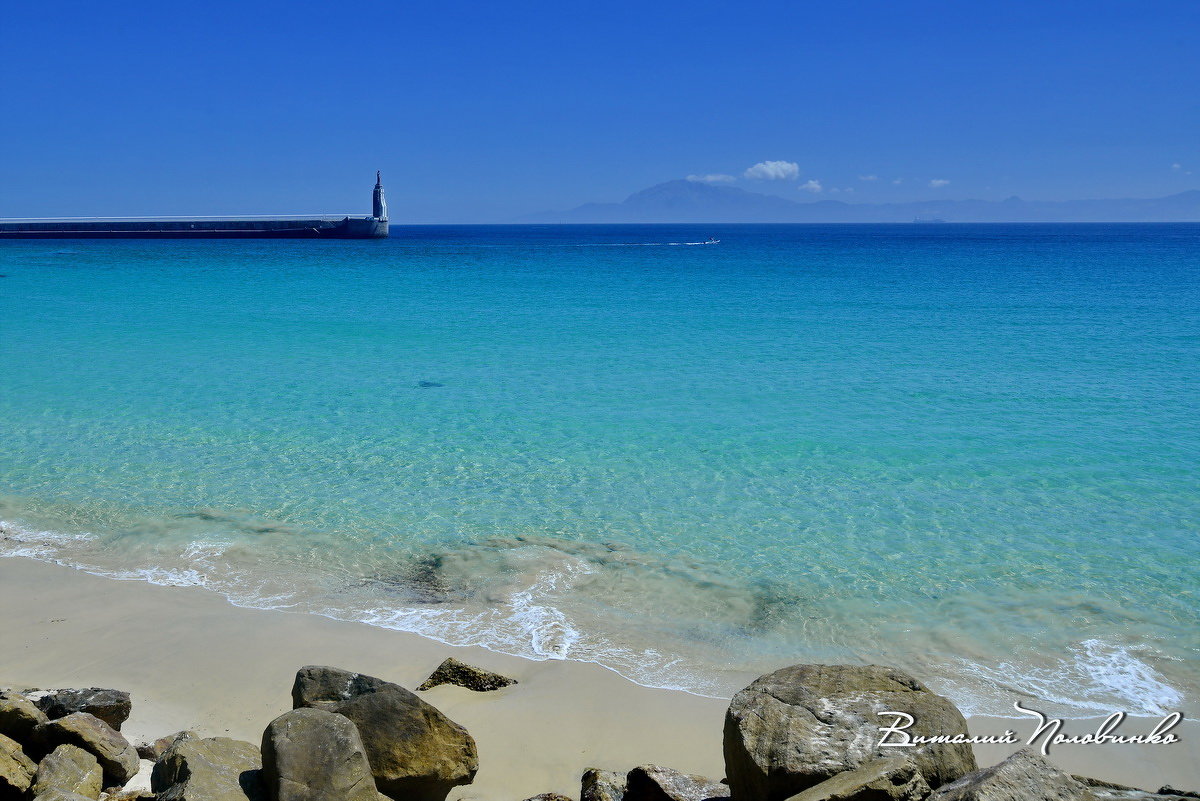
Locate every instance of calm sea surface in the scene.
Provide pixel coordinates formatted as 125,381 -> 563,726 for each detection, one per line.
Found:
1,224 -> 1197,716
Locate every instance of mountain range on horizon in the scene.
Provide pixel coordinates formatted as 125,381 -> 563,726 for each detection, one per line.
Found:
524,180 -> 1200,223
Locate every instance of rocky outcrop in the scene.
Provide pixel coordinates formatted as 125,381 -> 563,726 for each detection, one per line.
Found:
724,664 -> 975,801
0,732 -> 37,801
33,713 -> 140,788
261,708 -> 377,801
416,658 -> 517,692
136,731 -> 197,762
928,749 -> 1095,801
33,744 -> 103,799
291,666 -> 477,801
786,757 -> 931,801
151,736 -> 263,801
626,765 -> 730,801
581,769 -> 627,801
0,692 -> 49,746
36,690 -> 132,732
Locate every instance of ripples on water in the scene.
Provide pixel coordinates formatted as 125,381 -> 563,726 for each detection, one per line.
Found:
1,224 -> 1197,717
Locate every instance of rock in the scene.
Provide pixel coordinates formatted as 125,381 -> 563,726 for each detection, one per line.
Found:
626,765 -> 730,801
33,744 -> 103,799
36,691 -> 132,732
100,792 -> 156,801
416,658 -> 517,692
151,736 -> 263,801
0,732 -> 37,800
261,708 -> 377,801
31,790 -> 97,801
928,749 -> 1095,801
290,666 -> 389,711
1159,790 -> 1200,801
724,664 -> 976,801
33,714 -> 139,788
291,666 -> 477,801
0,692 -> 50,745
785,757 -> 931,801
136,731 -> 197,762
1071,777 -> 1197,801
522,795 -> 574,801
581,769 -> 627,801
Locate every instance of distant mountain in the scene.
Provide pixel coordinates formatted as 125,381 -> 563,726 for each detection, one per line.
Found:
526,180 -> 1200,223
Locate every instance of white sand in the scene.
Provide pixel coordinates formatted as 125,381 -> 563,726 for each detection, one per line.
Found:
1,557 -> 1195,797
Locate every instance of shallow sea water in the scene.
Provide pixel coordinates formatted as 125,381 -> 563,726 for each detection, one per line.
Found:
1,223 -> 1197,717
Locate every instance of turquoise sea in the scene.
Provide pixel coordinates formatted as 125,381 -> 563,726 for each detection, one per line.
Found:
1,224 -> 1197,717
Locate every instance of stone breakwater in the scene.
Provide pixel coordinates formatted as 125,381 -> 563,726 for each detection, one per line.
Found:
1,663 -> 1195,801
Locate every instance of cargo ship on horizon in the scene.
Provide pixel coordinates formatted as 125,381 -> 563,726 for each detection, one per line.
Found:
0,173 -> 389,239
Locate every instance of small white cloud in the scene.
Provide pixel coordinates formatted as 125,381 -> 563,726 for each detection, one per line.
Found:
929,178 -> 951,188
687,174 -> 736,183
799,179 -> 823,193
859,174 -> 878,181
892,178 -> 903,185
744,160 -> 801,181
1172,163 -> 1183,171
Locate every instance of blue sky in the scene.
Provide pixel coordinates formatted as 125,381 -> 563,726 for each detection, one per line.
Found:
2,0 -> 1196,221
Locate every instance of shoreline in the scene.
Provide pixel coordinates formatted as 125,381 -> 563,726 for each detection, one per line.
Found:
1,556 -> 1196,796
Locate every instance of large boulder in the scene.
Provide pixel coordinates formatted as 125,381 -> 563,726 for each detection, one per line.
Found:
151,736 -> 263,801
786,757 -> 931,801
626,766 -> 730,801
0,732 -> 36,801
416,658 -> 517,692
291,666 -> 477,801
261,708 -> 377,801
0,692 -> 49,746
33,744 -> 103,799
33,713 -> 139,788
724,665 -> 975,801
928,750 -> 1095,801
35,690 -> 132,732
581,769 -> 627,801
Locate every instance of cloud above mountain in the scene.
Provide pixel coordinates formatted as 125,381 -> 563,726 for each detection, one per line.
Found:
744,161 -> 800,181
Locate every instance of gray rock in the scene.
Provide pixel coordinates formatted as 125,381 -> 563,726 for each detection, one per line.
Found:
522,795 -> 574,801
928,749 -> 1095,801
136,731 -> 197,762
581,769 -> 627,801
33,714 -> 139,788
261,708 -> 377,801
151,736 -> 263,801
724,664 -> 976,801
0,692 -> 50,746
0,732 -> 37,801
291,666 -> 389,711
416,658 -> 517,692
1072,776 -> 1197,801
626,765 -> 730,801
34,744 -> 103,799
31,789 -> 96,801
785,757 -> 930,801
1159,789 -> 1200,800
36,691 -> 132,732
291,666 -> 477,801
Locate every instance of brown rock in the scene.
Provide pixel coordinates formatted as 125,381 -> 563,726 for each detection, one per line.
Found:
31,790 -> 97,801
292,666 -> 477,801
785,757 -> 930,801
151,736 -> 263,801
34,744 -> 103,799
417,658 -> 517,692
136,731 -> 197,762
0,692 -> 49,746
724,664 -> 976,801
33,713 -> 139,788
260,708 -> 377,801
582,769 -> 627,801
928,749 -> 1095,801
0,732 -> 37,801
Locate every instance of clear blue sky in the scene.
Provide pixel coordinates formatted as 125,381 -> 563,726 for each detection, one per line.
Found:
2,0 -> 1196,221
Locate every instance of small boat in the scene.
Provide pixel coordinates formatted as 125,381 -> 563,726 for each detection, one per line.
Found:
705,236 -> 720,244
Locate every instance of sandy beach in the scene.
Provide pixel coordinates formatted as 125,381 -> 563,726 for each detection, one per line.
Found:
1,556 -> 1194,797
